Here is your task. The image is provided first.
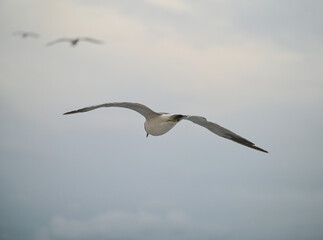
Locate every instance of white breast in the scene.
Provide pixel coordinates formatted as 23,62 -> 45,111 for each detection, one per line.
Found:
144,114 -> 177,136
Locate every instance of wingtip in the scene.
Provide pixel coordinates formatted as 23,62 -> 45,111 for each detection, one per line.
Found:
252,145 -> 268,153
63,109 -> 84,115
63,111 -> 73,115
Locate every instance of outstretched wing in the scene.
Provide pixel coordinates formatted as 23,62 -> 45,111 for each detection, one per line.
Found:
183,115 -> 268,153
46,38 -> 71,46
63,102 -> 160,120
80,37 -> 104,44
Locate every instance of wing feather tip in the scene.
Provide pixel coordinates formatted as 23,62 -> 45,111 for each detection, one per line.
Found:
252,145 -> 268,153
63,110 -> 77,115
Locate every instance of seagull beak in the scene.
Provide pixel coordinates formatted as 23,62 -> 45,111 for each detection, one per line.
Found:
146,133 -> 149,138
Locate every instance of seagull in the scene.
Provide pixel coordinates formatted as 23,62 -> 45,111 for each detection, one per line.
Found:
46,37 -> 103,47
63,102 -> 268,153
12,31 -> 39,38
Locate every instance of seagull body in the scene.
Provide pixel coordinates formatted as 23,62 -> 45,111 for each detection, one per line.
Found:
13,31 -> 39,38
46,37 -> 103,47
64,102 -> 268,153
144,113 -> 180,136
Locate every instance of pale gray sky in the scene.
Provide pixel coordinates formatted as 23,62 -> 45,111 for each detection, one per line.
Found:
1,0 -> 323,239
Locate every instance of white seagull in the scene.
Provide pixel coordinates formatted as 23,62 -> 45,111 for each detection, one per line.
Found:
46,37 -> 103,47
63,102 -> 268,153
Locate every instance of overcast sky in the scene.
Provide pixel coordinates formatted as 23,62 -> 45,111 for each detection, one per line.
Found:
1,0 -> 323,239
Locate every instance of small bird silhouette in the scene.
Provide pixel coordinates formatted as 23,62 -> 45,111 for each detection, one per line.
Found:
12,31 -> 39,38
46,37 -> 103,47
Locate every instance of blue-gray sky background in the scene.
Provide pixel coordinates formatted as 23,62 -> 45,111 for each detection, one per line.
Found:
1,0 -> 323,239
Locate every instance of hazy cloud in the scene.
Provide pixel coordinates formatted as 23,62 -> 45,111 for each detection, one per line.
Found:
146,0 -> 193,13
50,210 -> 192,239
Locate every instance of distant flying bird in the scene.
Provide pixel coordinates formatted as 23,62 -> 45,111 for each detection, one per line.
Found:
64,102 -> 268,153
12,31 -> 39,38
46,37 -> 103,47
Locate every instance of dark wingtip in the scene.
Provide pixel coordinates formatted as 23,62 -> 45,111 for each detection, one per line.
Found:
229,137 -> 268,153
63,111 -> 75,115
251,145 -> 268,153
63,108 -> 87,115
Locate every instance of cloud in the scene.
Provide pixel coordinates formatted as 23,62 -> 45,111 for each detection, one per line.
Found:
50,210 -> 192,239
145,0 -> 192,13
